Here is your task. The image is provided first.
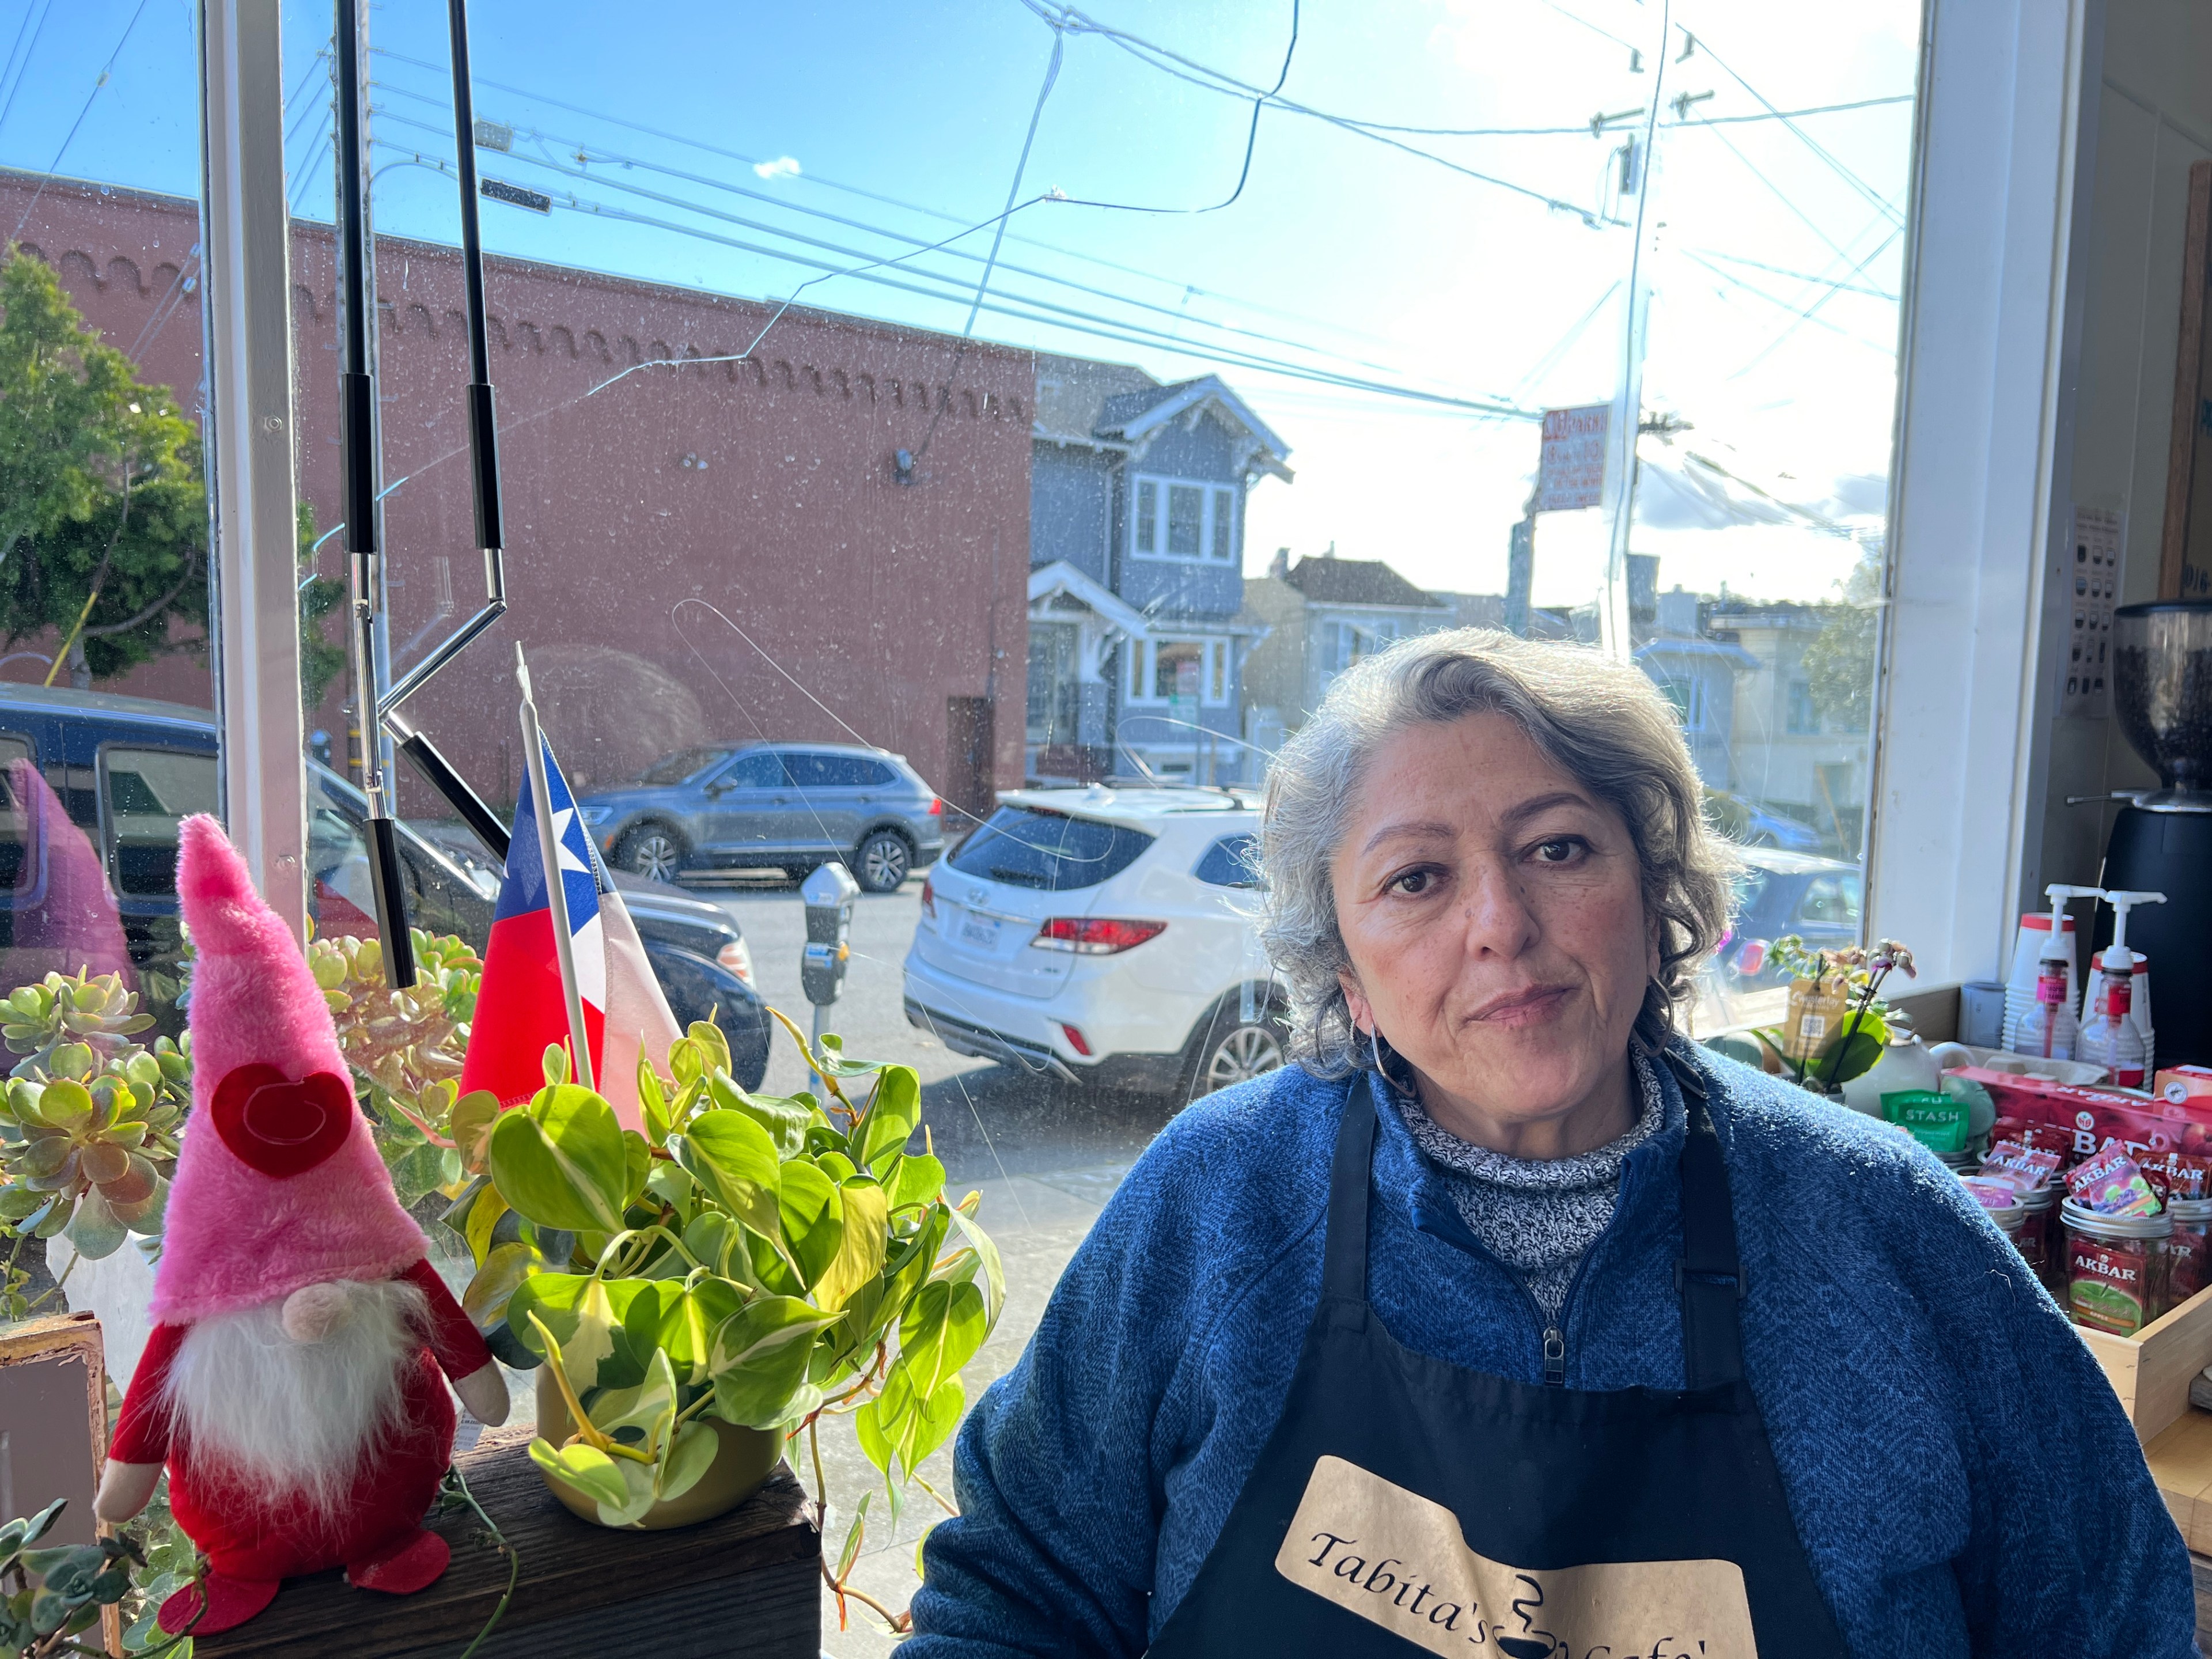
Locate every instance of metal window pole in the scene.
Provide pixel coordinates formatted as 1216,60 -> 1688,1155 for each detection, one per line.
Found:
199,0 -> 307,938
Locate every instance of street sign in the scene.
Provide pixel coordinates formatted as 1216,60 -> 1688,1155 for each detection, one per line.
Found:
1536,404 -> 1609,513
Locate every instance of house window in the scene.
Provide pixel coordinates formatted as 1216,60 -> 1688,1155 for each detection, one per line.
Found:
1154,640 -> 1204,701
1168,484 -> 1204,556
1786,679 -> 1819,734
1659,677 -> 1710,733
1127,639 -> 1229,706
1131,475 -> 1237,562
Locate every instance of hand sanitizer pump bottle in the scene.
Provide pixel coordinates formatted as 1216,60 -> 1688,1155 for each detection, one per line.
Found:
2081,891 -> 2166,1087
2017,885 -> 2100,1061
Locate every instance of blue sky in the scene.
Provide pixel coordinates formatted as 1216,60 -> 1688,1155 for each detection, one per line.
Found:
0,0 -> 1921,605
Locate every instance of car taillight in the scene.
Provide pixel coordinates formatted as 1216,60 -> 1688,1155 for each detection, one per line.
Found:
1060,1023 -> 1093,1056
717,939 -> 754,983
919,875 -> 935,918
928,796 -> 944,816
1031,918 -> 1166,955
1737,938 -> 1767,976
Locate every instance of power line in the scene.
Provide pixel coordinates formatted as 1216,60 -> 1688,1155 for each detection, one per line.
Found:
1696,112 -> 1857,264
1037,2 -> 1601,222
368,95 -> 1455,396
1685,246 -> 1896,301
1679,249 -> 1893,353
0,0 -> 54,143
370,143 -> 1537,419
367,100 -> 1504,407
1727,219 -> 1904,380
1682,31 -> 1903,226
1675,93 -> 1910,128
365,43 -> 1426,361
10,0 -> 150,243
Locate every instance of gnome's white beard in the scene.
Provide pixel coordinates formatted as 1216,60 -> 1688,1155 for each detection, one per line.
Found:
164,1278 -> 428,1521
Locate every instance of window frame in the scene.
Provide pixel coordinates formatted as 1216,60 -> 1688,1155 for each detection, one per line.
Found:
1124,638 -> 1233,707
1128,472 -> 1238,564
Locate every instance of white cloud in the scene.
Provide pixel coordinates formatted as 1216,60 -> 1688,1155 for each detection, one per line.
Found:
752,155 -> 802,181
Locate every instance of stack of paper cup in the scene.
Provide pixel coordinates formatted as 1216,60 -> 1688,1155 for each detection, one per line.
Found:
2003,911 -> 2078,1053
2080,949 -> 2155,1078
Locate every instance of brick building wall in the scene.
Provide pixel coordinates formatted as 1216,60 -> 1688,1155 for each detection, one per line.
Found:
1,169 -> 1031,821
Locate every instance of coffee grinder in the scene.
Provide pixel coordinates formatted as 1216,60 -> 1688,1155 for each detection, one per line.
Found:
2092,601 -> 2212,1066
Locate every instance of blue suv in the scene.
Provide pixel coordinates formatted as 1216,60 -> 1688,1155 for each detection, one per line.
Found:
580,742 -> 945,893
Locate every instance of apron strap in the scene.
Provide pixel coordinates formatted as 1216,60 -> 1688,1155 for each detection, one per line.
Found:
1320,1077 -> 1377,1307
1669,1049 -> 1747,1389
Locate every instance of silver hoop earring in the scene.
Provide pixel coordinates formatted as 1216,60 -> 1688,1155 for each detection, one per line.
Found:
1369,1026 -> 1418,1099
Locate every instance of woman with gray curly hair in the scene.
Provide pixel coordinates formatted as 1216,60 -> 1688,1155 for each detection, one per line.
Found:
911,630 -> 2192,1659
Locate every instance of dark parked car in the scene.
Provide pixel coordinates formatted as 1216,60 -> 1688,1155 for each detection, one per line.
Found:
1714,846 -> 1865,987
579,741 -> 944,893
0,686 -> 770,1088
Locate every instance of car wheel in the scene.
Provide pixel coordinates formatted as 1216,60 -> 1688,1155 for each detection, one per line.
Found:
854,830 -> 911,893
616,824 -> 686,883
1188,1013 -> 1287,1100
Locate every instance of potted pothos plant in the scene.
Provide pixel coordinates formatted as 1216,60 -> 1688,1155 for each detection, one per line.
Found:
445,1010 -> 999,1607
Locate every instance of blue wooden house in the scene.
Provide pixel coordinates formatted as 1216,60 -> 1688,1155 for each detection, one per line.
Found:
1025,354 -> 1291,785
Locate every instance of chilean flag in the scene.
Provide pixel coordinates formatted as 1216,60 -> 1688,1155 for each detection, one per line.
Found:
459,736 -> 679,1129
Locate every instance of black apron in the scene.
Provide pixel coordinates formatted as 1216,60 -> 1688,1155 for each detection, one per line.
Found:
1149,1056 -> 1851,1658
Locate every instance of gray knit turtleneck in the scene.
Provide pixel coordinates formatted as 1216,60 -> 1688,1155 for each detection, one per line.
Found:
1388,1051 -> 1665,1324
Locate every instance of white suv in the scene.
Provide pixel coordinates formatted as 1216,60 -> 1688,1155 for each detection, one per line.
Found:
902,787 -> 1287,1099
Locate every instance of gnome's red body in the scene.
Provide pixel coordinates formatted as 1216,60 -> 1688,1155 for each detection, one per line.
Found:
112,1259 -> 479,1585
98,817 -> 503,1635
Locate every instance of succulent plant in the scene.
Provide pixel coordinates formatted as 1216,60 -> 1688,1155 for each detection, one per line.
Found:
0,978 -> 187,1262
311,929 -> 483,1206
1,974 -> 157,1082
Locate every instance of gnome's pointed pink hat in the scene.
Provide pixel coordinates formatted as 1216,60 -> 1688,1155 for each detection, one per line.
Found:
149,816 -> 425,1324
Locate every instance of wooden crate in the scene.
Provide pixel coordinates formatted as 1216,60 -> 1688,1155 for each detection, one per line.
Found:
2139,1411 -> 2212,1645
2078,1283 -> 2212,1443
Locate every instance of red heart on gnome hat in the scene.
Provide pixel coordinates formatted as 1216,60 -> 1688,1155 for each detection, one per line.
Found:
209,1064 -> 357,1178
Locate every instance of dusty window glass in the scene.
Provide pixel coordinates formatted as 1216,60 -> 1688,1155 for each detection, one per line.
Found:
0,5 -> 221,1047
257,0 -> 1930,1631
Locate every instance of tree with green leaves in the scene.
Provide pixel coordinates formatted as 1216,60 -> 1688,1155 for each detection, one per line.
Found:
0,250 -> 209,690
1802,547 -> 1882,734
297,501 -> 347,709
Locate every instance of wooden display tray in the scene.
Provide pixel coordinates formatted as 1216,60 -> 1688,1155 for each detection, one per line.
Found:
2078,1283 -> 2212,1444
2141,1410 -> 2212,1645
193,1424 -> 820,1659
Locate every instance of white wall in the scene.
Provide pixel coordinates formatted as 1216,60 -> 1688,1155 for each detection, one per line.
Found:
2032,0 -> 2212,893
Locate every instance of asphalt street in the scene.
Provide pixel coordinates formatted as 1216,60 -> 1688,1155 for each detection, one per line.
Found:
690,870 -> 1183,1654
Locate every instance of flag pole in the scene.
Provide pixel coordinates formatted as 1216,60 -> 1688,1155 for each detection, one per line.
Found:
516,644 -> 595,1093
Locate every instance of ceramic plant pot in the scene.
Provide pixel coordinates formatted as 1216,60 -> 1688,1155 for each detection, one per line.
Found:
533,1387 -> 781,1530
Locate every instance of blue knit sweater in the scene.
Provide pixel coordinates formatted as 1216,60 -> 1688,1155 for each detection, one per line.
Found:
908,1042 -> 2197,1657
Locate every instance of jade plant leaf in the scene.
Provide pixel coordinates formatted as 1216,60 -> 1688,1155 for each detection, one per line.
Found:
487,1084 -> 627,1233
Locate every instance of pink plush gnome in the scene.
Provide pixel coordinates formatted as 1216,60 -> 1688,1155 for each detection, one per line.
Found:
94,816 -> 509,1635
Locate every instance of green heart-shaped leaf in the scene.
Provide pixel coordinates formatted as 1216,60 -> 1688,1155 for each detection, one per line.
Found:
858,1066 -> 921,1171
777,1160 -> 843,1290
487,1084 -> 627,1233
672,1109 -> 782,1245
528,1438 -> 628,1511
707,1296 -> 841,1429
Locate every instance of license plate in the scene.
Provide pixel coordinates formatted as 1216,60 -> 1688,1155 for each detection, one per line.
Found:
958,913 -> 1001,950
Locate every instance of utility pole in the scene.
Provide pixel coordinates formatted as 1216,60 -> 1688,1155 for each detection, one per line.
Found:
1505,515 -> 1535,637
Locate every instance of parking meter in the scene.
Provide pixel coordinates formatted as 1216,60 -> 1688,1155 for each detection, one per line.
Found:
801,861 -> 861,1046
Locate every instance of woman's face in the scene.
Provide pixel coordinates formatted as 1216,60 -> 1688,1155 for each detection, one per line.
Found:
1331,712 -> 1658,1148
